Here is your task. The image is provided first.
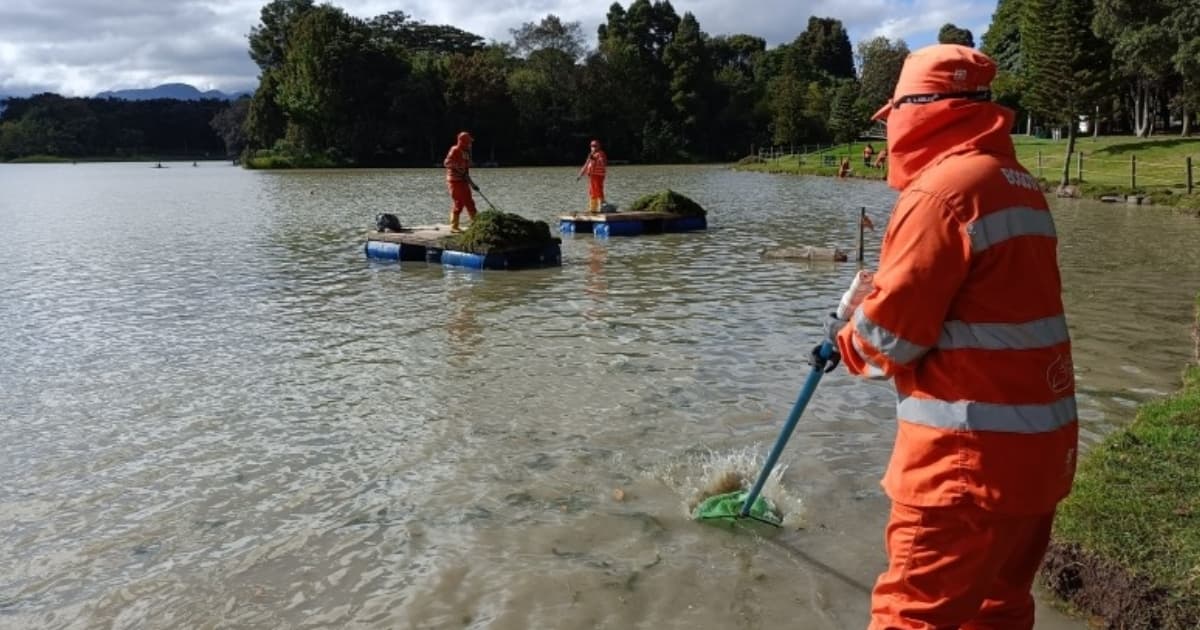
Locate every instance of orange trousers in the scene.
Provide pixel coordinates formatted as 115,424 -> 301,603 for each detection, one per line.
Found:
448,181 -> 477,219
869,502 -> 1055,630
589,175 -> 605,201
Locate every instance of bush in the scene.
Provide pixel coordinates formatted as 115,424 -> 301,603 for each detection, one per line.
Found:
737,155 -> 767,165
628,189 -> 707,217
439,209 -> 554,254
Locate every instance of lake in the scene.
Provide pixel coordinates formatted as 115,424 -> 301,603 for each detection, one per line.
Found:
2,162 -> 1197,628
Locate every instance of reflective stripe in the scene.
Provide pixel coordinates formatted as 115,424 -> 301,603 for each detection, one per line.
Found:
897,395 -> 1076,433
938,315 -> 1069,351
854,306 -> 929,365
852,336 -> 889,378
965,207 -> 1056,253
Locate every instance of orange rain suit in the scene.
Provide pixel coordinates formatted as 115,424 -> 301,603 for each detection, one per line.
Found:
580,146 -> 608,212
835,44 -> 1078,630
444,133 -> 476,230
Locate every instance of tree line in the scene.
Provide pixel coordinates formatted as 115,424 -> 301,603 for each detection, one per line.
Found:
1,0 -> 1197,167
0,96 -> 229,160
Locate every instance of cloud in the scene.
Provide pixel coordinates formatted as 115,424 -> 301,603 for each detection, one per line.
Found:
0,0 -> 997,97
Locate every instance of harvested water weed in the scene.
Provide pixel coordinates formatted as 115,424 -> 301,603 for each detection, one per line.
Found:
440,209 -> 554,254
628,189 -> 707,217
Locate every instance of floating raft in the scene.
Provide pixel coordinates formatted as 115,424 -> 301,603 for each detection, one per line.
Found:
558,211 -> 707,238
364,225 -> 562,270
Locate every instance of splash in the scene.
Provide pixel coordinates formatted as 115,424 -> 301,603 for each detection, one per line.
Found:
652,447 -> 806,528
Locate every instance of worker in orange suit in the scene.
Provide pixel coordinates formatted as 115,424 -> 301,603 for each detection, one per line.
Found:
444,131 -> 478,232
577,139 -> 608,213
815,44 -> 1078,630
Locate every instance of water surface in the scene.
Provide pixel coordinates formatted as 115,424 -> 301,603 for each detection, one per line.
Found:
2,162 -> 1198,629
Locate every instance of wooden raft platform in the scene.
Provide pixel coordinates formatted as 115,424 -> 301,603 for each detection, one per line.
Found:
364,224 -> 562,270
558,211 -> 707,237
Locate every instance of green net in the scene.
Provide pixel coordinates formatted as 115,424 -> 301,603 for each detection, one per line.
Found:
693,491 -> 783,527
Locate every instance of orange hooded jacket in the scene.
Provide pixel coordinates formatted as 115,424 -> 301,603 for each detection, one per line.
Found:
837,46 -> 1078,515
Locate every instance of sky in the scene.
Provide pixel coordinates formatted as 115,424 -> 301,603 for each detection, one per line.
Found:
0,0 -> 998,97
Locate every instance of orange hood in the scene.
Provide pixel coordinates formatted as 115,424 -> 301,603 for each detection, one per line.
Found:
883,100 -> 1016,190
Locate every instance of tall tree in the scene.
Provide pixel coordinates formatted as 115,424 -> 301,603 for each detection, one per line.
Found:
1023,0 -> 1110,184
856,37 -> 909,118
1165,0 -> 1200,135
663,12 -> 712,156
1093,0 -> 1175,137
510,14 -> 587,60
793,17 -> 855,80
369,11 -> 485,55
210,97 -> 250,156
707,34 -> 768,157
937,23 -> 975,47
981,0 -> 1028,128
248,0 -> 316,72
828,79 -> 862,144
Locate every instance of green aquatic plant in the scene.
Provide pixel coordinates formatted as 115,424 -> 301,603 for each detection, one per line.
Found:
628,190 -> 707,217
440,209 -> 553,254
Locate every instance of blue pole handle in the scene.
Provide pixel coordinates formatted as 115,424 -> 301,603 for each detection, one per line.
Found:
738,340 -> 835,518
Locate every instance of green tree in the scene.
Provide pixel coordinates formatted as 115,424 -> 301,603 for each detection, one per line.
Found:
275,5 -> 410,160
369,11 -> 485,56
937,23 -> 975,47
1165,1 -> 1200,135
507,48 -> 581,162
792,17 -> 855,80
1023,0 -> 1110,184
707,34 -> 768,157
248,0 -> 315,72
981,0 -> 1029,127
444,46 -> 516,164
856,37 -> 908,118
828,79 -> 862,144
663,12 -> 712,157
210,97 -> 250,156
510,14 -> 586,60
1094,0 -> 1174,137
245,70 -> 286,150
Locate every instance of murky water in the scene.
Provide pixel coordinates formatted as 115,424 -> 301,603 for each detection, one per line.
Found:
2,162 -> 1197,629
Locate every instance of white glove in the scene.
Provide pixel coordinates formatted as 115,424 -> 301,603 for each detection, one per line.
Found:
836,270 -> 875,319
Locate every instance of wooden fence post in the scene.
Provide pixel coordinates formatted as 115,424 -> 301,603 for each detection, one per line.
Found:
858,207 -> 866,263
1188,156 -> 1194,195
1077,151 -> 1084,183
1131,154 -> 1137,189
1037,150 -> 1043,178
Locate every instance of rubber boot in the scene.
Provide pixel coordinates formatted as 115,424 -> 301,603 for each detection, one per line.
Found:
588,198 -> 599,214
449,210 -> 461,233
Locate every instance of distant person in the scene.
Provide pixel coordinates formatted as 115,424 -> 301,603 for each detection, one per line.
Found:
837,157 -> 851,178
443,131 -> 478,233
577,139 -> 608,213
863,143 -> 875,167
874,148 -> 888,169
819,44 -> 1077,629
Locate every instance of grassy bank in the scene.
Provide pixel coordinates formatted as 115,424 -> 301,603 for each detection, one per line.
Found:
735,135 -> 1200,210
1040,294 -> 1200,628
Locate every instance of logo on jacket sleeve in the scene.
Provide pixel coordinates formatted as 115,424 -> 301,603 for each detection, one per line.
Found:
1046,354 -> 1074,393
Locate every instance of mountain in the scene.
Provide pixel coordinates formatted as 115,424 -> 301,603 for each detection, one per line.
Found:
95,83 -> 249,101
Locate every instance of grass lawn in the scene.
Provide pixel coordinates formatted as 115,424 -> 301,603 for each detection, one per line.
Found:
1040,295 -> 1200,628
736,135 -> 1200,209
